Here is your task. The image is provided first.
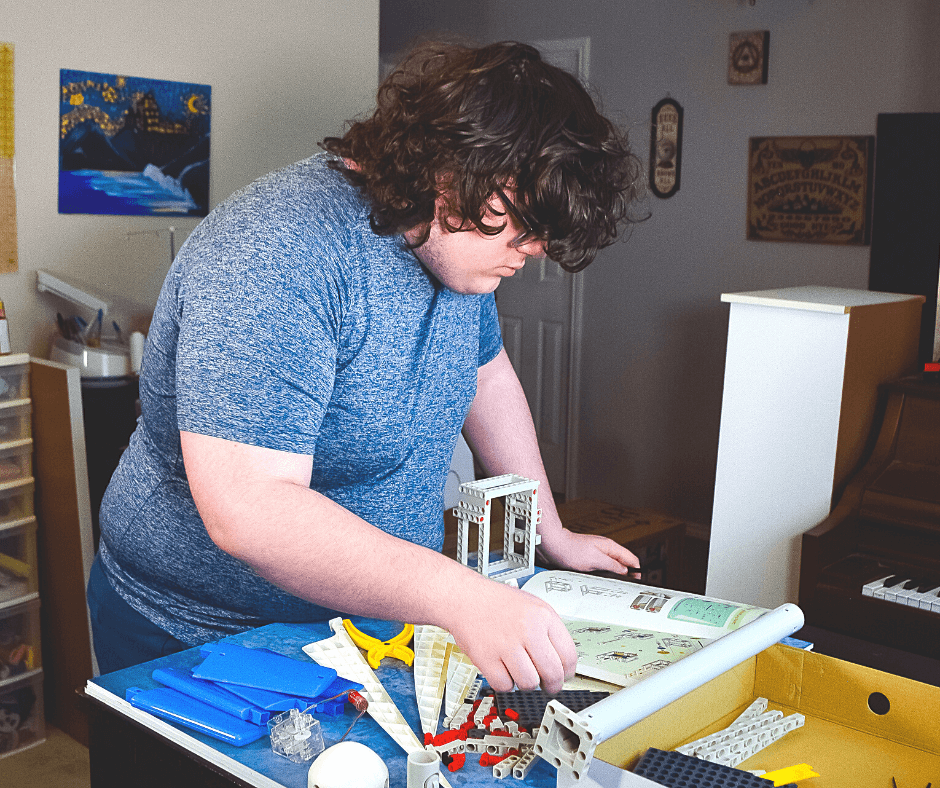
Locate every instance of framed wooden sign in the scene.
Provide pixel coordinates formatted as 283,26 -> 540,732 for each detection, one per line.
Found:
650,98 -> 683,199
728,31 -> 769,85
746,135 -> 875,245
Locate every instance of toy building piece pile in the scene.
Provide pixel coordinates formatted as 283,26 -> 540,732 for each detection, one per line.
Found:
303,618 -> 426,756
304,618 -> 457,788
425,687 -> 612,780
425,693 -> 534,778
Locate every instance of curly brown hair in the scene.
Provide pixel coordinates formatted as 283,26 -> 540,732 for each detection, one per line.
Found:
321,40 -> 644,272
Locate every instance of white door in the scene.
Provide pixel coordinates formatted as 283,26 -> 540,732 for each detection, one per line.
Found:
495,38 -> 590,499
497,259 -> 576,494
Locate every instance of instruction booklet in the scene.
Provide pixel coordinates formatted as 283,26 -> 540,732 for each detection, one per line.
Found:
521,571 -> 769,687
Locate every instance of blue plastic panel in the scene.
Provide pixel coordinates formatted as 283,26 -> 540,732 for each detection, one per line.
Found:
192,641 -> 337,698
152,667 -> 270,725
126,686 -> 267,747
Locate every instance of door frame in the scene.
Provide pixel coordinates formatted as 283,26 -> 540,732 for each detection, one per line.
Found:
532,37 -> 590,501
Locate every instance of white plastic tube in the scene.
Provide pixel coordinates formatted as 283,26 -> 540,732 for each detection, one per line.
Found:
579,603 -> 804,745
407,749 -> 441,788
130,331 -> 145,373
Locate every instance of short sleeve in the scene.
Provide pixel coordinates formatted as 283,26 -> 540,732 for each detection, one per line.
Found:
173,184 -> 354,456
478,293 -> 503,366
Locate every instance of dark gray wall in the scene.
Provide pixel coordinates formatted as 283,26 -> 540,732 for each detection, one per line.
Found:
380,0 -> 940,526
381,0 -> 487,68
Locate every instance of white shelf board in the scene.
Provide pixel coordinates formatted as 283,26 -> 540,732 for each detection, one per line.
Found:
721,286 -> 925,314
36,270 -> 111,316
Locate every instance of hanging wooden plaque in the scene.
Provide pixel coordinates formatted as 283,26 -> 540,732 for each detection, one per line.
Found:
728,31 -> 770,85
649,98 -> 683,199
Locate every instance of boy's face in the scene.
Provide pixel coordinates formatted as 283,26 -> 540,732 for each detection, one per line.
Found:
407,193 -> 545,295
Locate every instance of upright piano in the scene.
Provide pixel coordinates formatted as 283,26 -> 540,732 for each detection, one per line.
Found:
799,375 -> 940,659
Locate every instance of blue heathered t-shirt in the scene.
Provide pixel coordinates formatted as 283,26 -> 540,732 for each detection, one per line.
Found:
97,153 -> 503,645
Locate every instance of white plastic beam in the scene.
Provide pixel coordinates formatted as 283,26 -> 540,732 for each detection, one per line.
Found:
534,603 -> 804,781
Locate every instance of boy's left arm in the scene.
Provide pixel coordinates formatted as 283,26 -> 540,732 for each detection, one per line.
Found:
462,348 -> 640,575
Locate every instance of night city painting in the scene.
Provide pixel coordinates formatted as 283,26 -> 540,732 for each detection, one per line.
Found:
59,70 -> 210,216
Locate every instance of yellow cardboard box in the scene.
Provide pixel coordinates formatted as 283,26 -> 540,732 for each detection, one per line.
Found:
595,643 -> 940,787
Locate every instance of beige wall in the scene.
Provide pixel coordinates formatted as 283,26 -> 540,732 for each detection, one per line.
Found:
2,0 -> 379,356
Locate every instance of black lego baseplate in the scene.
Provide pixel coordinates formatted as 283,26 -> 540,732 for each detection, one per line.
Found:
633,748 -> 797,788
488,689 -> 610,731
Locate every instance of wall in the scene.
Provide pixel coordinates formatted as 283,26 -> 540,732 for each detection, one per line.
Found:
381,0 -> 940,526
381,0 -> 487,68
3,0 -> 379,356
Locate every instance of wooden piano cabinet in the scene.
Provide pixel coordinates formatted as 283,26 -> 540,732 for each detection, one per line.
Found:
799,376 -> 940,661
797,387 -> 908,604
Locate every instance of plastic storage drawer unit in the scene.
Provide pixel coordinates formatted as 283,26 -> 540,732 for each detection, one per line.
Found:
0,440 -> 32,485
0,358 -> 28,404
0,400 -> 31,443
0,668 -> 44,757
0,520 -> 38,606
0,596 -> 40,679
0,478 -> 35,527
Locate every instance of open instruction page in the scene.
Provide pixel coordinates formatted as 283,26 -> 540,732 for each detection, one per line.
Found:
521,570 -> 769,687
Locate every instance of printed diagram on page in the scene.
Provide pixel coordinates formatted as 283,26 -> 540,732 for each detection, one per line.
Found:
524,571 -> 768,687
566,618 -> 710,687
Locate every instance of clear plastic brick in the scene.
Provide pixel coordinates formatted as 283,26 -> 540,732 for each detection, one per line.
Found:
267,708 -> 325,763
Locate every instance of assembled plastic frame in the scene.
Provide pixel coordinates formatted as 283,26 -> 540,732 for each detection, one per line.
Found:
452,474 -> 541,583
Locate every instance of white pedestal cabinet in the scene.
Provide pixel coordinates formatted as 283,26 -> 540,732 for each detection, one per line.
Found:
706,286 -> 925,608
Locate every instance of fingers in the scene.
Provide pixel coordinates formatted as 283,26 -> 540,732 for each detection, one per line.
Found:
478,611 -> 572,693
481,661 -> 515,693
599,537 -> 641,570
512,602 -> 575,693
541,529 -> 641,575
574,534 -> 640,575
546,616 -> 578,689
485,626 -> 572,693
594,553 -> 634,575
449,581 -> 576,694
499,648 -> 543,692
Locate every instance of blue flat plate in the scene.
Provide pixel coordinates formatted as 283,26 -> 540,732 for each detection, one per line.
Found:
192,642 -> 337,698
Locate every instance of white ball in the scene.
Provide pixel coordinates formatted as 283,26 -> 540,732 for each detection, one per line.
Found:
307,741 -> 389,788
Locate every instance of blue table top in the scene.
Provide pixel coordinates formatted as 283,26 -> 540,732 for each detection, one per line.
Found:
90,618 -> 559,788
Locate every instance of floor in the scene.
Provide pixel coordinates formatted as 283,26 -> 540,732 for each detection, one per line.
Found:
0,724 -> 90,788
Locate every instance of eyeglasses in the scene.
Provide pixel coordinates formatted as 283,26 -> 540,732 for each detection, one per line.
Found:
494,187 -> 541,250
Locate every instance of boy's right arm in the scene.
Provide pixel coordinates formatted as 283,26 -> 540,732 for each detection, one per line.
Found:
180,429 -> 577,692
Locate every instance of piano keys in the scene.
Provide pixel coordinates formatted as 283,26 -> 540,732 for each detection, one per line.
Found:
799,375 -> 940,660
861,575 -> 940,611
